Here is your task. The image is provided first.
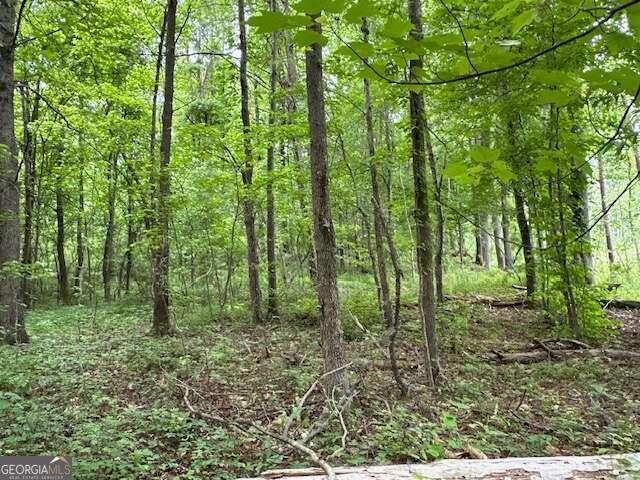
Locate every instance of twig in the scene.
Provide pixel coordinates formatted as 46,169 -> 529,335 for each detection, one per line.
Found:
181,382 -> 337,479
283,380 -> 319,437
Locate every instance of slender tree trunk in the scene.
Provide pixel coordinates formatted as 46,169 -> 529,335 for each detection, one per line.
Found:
425,121 -> 444,301
570,168 -> 594,283
492,214 -> 506,270
305,13 -> 350,394
457,217 -> 465,264
597,156 -> 615,265
266,0 -> 278,318
74,168 -> 84,297
408,0 -> 439,385
19,85 -> 38,309
152,0 -> 177,335
124,161 -> 136,294
238,0 -> 263,323
480,213 -> 490,268
501,185 -> 513,269
55,154 -> 71,305
102,153 -> 117,302
282,0 -> 316,284
148,7 -> 167,233
474,215 -> 483,266
0,0 -> 27,344
362,19 -> 392,329
514,188 -> 536,298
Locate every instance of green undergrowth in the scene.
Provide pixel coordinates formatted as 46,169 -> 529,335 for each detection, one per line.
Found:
1,271 -> 639,479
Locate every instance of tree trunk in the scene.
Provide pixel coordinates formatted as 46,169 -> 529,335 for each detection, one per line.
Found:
474,214 -> 483,266
304,13 -> 350,394
408,0 -> 439,385
55,154 -> 71,305
282,0 -> 316,284
266,0 -> 278,319
425,121 -> 444,302
597,156 -> 615,265
102,153 -> 117,302
492,214 -> 506,270
480,213 -> 490,268
152,0 -> 177,336
244,453 -> 640,480
238,0 -> 263,323
500,185 -> 513,269
19,84 -> 38,309
74,168 -> 84,297
514,188 -> 536,298
124,161 -> 136,294
0,0 -> 27,344
362,20 -> 392,329
147,7 -> 167,233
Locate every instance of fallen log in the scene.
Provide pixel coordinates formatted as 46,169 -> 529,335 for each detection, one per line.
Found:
239,453 -> 640,479
600,299 -> 640,309
490,348 -> 640,364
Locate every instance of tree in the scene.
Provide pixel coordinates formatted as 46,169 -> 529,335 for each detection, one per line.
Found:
0,0 -> 28,344
266,0 -> 279,319
304,13 -> 350,394
407,0 -> 439,385
238,0 -> 263,323
152,0 -> 178,336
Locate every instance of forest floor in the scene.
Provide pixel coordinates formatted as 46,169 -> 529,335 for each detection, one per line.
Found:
1,272 -> 639,479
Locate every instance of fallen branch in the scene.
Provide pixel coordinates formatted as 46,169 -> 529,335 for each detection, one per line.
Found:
240,453 -> 640,479
179,381 -> 338,479
600,299 -> 640,309
489,348 -> 640,364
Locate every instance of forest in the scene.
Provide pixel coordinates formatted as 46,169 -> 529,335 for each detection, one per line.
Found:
0,0 -> 639,478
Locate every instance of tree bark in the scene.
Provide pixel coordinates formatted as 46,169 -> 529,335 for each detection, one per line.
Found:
152,0 -> 177,335
266,0 -> 278,319
597,156 -> 615,265
124,160 -> 136,294
500,185 -> 513,269
0,0 -> 27,344
474,215 -> 483,266
55,153 -> 71,305
304,13 -> 350,394
425,121 -> 444,302
514,188 -> 536,298
238,0 -> 263,323
362,20 -> 392,329
102,153 -> 117,302
244,453 -> 640,480
492,214 -> 506,270
19,84 -> 38,309
74,167 -> 84,297
408,0 -> 439,385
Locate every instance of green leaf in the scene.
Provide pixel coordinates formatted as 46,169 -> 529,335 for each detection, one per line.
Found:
444,162 -> 468,179
537,89 -> 573,106
492,159 -> 516,182
294,0 -> 346,14
529,68 -> 577,87
534,155 -> 557,174
468,145 -> 500,164
491,0 -> 523,21
380,17 -> 414,39
511,9 -> 536,34
344,0 -> 378,23
345,41 -> 375,58
293,29 -> 328,47
247,11 -> 310,33
627,3 -> 640,37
